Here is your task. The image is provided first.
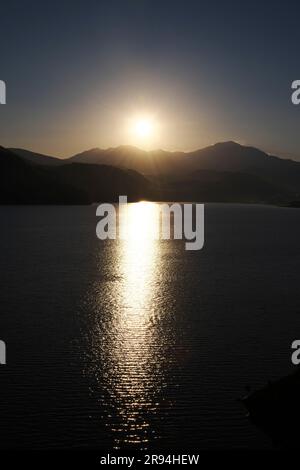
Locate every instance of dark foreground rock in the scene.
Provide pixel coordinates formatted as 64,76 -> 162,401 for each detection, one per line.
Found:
242,367 -> 300,448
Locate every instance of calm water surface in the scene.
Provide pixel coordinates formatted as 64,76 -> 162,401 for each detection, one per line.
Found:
0,203 -> 300,450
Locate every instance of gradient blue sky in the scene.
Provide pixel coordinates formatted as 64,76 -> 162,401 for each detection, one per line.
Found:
0,0 -> 300,158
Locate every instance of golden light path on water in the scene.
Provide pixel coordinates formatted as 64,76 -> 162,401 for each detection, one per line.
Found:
84,202 -> 172,450
111,202 -> 161,448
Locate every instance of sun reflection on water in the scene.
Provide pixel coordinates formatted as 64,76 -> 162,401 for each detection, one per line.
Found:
84,202 -> 169,450
110,202 -> 161,448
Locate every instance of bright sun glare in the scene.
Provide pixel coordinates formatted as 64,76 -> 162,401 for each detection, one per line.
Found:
133,118 -> 153,138
128,115 -> 157,146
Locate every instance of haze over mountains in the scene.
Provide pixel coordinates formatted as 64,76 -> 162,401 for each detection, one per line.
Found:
3,141 -> 300,204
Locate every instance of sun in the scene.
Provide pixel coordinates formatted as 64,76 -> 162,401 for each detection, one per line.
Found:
125,113 -> 159,148
128,115 -> 157,144
133,118 -> 154,138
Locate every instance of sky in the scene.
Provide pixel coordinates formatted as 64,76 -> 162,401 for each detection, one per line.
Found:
0,0 -> 300,159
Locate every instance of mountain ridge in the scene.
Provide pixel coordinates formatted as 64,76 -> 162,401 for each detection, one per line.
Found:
4,141 -> 300,204
0,146 -> 152,204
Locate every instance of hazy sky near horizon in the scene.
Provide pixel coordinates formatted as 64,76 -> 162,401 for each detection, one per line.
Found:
1,0 -> 300,158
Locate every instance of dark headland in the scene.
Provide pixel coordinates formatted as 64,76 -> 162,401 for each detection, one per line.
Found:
242,367 -> 300,448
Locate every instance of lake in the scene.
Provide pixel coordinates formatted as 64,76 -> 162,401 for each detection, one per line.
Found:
0,203 -> 299,450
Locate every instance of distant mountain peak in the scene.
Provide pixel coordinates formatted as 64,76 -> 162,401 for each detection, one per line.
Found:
216,140 -> 242,147
77,147 -> 102,154
114,144 -> 142,151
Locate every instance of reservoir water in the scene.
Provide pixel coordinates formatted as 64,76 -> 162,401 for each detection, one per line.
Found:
0,203 -> 299,450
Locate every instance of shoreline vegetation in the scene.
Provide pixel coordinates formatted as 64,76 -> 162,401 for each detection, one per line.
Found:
1,141 -> 300,206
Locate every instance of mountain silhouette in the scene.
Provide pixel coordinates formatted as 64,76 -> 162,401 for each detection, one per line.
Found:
3,141 -> 300,204
67,145 -> 185,176
10,148 -> 62,166
185,142 -> 300,194
49,163 -> 153,202
29,141 -> 297,194
0,147 -> 151,204
65,142 -> 300,194
0,146 -> 88,204
154,169 -> 292,203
